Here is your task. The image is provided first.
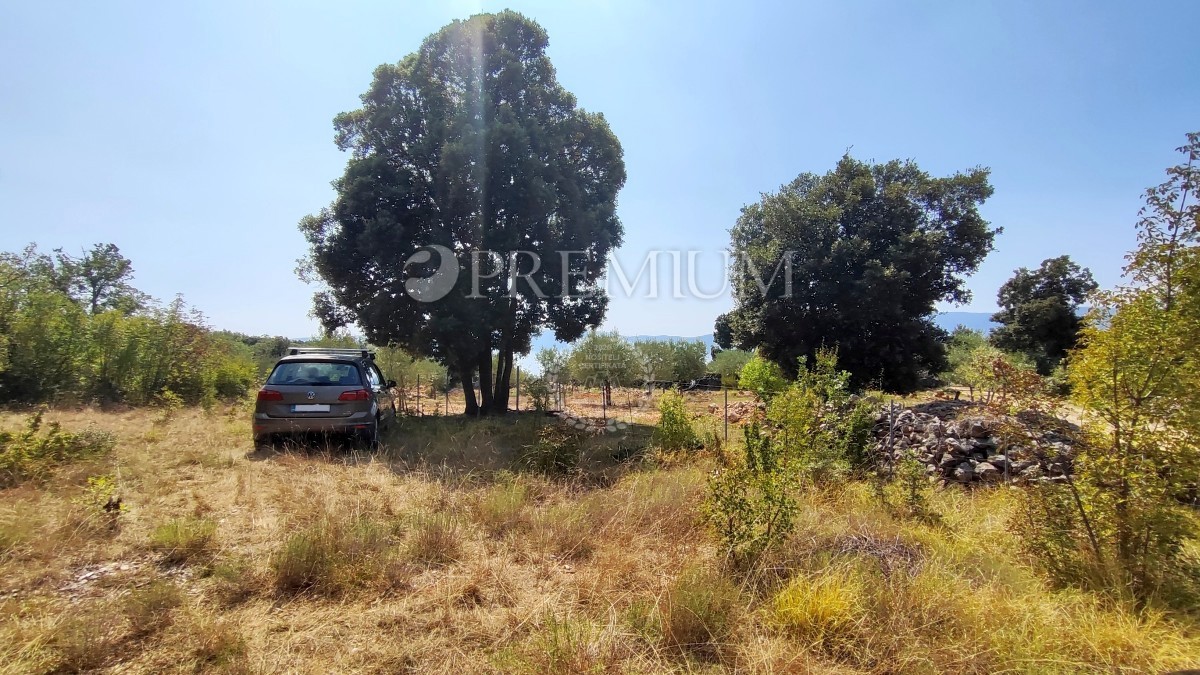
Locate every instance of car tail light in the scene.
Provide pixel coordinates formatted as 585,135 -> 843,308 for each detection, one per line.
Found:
257,389 -> 283,401
338,389 -> 371,401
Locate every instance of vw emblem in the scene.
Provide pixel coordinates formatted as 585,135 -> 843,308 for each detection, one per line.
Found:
306,391 -> 316,400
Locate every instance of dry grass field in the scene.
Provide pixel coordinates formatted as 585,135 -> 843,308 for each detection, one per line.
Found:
2,392 -> 1199,673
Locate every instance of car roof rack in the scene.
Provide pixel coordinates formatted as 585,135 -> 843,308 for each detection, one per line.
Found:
287,347 -> 375,360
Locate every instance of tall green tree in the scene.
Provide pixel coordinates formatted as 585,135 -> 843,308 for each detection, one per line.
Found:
990,255 -> 1097,374
53,243 -> 148,315
300,11 -> 625,415
715,155 -> 998,392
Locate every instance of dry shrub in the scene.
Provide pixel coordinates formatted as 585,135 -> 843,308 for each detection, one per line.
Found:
149,517 -> 217,564
207,556 -> 260,606
474,479 -> 530,536
533,503 -> 595,561
405,511 -> 462,566
662,565 -> 742,659
272,513 -> 399,595
181,614 -> 248,671
123,579 -> 183,636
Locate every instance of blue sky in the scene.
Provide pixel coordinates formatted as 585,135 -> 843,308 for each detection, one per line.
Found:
2,0 -> 1197,340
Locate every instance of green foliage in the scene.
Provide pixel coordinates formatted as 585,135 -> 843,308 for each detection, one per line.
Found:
567,330 -> 635,386
652,389 -> 698,452
0,245 -> 259,406
522,375 -> 553,412
1020,132 -> 1200,606
771,348 -> 878,482
707,350 -> 878,566
738,354 -> 785,398
704,422 -> 798,565
299,11 -> 625,415
0,411 -> 115,486
707,348 -> 751,387
716,154 -> 997,392
991,255 -> 1097,374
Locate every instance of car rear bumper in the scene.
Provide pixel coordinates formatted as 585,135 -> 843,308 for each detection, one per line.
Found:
252,412 -> 375,437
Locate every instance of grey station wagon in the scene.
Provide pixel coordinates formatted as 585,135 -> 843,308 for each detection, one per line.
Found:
253,347 -> 396,447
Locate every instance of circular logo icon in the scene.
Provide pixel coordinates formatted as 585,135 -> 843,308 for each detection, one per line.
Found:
403,244 -> 459,303
306,391 -> 315,400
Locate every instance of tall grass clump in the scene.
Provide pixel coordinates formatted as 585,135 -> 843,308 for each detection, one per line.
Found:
405,511 -> 462,566
271,513 -> 398,595
662,566 -> 741,659
149,517 -> 217,564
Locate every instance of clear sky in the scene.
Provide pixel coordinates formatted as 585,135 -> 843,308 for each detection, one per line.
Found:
2,1 -> 1197,340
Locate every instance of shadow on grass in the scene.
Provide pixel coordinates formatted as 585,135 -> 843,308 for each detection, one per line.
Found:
246,411 -> 657,484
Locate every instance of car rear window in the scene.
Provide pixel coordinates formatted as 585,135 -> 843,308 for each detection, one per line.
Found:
266,362 -> 362,386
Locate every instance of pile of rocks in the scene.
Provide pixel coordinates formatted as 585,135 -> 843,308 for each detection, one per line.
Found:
873,404 -> 1075,485
708,401 -> 762,423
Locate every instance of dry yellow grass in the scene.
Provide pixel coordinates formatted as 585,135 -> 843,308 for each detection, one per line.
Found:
1,399 -> 1198,673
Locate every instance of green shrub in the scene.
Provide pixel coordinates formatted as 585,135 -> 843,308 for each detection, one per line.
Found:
149,518 -> 217,564
523,376 -> 553,412
519,425 -> 583,475
704,422 -> 797,566
652,389 -> 697,452
739,354 -> 786,398
0,412 -> 115,487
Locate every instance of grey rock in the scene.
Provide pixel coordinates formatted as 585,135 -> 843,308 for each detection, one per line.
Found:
976,462 -> 1001,482
953,462 -> 975,482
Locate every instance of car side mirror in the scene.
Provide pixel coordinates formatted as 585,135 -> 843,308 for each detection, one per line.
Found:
386,380 -> 397,388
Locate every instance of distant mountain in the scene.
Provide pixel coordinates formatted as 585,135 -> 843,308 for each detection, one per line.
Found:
934,311 -> 998,334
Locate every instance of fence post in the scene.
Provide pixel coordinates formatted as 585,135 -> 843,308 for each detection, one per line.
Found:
724,386 -> 729,442
515,366 -> 520,413
400,374 -> 406,415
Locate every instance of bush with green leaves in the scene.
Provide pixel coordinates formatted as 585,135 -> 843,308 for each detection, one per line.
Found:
652,389 -> 698,452
0,411 -> 115,487
1016,133 -> 1200,608
739,354 -> 786,398
523,375 -> 554,412
704,422 -> 797,568
768,348 -> 878,483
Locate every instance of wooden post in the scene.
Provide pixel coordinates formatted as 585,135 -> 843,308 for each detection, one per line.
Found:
399,374 -> 406,415
515,366 -> 520,413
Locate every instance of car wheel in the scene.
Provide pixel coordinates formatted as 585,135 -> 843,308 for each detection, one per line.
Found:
253,434 -> 275,450
359,419 -> 380,450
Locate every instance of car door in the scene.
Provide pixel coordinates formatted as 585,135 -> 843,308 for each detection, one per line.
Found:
366,363 -> 395,425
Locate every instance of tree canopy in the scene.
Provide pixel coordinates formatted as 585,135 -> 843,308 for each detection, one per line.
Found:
990,255 -> 1097,374
299,11 -> 625,415
715,155 -> 998,392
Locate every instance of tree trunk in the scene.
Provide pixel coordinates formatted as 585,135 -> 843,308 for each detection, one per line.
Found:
492,348 -> 514,414
461,368 -> 478,416
477,349 -> 494,414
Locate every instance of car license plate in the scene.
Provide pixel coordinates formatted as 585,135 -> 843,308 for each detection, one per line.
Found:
292,404 -> 330,412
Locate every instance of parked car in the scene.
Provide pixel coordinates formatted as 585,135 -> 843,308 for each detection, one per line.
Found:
253,347 -> 396,447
